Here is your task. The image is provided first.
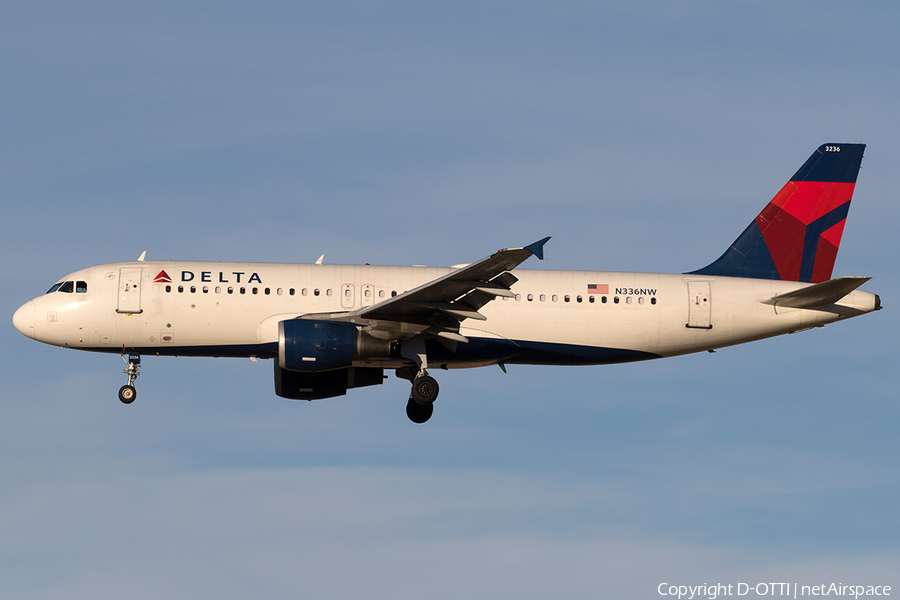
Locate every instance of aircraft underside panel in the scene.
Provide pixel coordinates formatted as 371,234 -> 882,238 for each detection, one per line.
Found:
505,340 -> 662,365
82,338 -> 662,367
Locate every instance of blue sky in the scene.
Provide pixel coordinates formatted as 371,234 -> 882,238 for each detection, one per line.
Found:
2,1 -> 898,598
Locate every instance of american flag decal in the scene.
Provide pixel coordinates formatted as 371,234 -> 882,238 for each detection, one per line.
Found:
587,284 -> 609,294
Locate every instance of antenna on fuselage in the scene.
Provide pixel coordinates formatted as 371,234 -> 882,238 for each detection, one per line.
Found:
315,254 -> 324,265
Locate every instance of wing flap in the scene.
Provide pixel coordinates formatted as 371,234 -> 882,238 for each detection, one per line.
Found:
356,237 -> 549,324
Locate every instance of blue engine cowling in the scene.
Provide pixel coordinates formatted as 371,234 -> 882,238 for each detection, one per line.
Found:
278,319 -> 391,372
279,319 -> 355,372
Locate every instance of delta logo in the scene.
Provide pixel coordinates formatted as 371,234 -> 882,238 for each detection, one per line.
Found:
153,270 -> 173,283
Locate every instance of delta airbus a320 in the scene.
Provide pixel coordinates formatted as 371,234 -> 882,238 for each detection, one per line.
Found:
13,144 -> 880,422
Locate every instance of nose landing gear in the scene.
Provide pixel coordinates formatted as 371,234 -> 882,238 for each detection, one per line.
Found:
118,351 -> 140,404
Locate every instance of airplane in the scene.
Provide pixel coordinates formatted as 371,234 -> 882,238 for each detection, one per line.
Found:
12,143 -> 881,423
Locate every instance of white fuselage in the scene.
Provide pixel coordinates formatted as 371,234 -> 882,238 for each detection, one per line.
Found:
14,260 -> 879,368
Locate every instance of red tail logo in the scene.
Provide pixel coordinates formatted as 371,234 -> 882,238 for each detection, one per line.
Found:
690,144 -> 865,283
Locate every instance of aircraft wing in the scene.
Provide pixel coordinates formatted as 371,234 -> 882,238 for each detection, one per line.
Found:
302,237 -> 550,342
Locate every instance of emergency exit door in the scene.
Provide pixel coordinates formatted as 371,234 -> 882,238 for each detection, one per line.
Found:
686,280 -> 711,329
117,268 -> 143,314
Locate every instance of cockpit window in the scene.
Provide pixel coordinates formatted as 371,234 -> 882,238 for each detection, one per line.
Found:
46,280 -> 85,294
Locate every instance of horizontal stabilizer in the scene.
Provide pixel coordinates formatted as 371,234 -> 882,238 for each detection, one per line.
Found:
761,276 -> 871,309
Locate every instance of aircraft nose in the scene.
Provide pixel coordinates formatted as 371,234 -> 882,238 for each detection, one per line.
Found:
13,301 -> 35,339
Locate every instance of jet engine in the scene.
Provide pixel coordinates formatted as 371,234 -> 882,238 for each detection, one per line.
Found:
275,319 -> 390,400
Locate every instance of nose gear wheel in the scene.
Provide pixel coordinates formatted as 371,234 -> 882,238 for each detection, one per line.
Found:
119,352 -> 141,405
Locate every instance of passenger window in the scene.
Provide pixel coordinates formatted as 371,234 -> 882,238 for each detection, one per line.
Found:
166,285 -> 172,293
539,294 -> 546,302
527,294 -> 533,302
651,297 -> 657,305
252,288 -> 258,295
301,288 -> 307,296
626,296 -> 632,304
190,286 -> 197,293
265,288 -> 270,295
76,281 -> 87,293
576,295 -> 583,303
326,289 -> 333,297
601,296 -> 607,304
552,295 -> 558,302
289,289 -> 295,296
391,291 -> 397,297
58,281 -> 74,293
178,285 -> 184,293
588,296 -> 594,303
277,288 -> 283,295
614,296 -> 620,304
564,295 -> 570,303
314,289 -> 320,296
240,287 -> 246,294
47,283 -> 63,294
227,287 -> 234,294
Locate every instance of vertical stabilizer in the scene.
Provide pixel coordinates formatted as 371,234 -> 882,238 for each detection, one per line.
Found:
690,143 -> 865,282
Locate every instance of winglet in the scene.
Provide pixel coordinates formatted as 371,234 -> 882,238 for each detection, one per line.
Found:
137,251 -> 147,262
524,236 -> 551,260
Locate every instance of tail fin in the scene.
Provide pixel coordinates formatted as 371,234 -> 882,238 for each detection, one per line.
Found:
690,143 -> 865,283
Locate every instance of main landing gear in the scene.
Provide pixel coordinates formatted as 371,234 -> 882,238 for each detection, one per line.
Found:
403,369 -> 440,424
118,351 -> 140,404
400,338 -> 441,423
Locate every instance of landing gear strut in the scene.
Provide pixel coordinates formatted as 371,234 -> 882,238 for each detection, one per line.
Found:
119,351 -> 140,404
399,338 -> 441,423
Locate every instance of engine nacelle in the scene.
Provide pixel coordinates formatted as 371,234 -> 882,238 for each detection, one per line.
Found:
274,363 -> 385,400
278,319 -> 391,372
